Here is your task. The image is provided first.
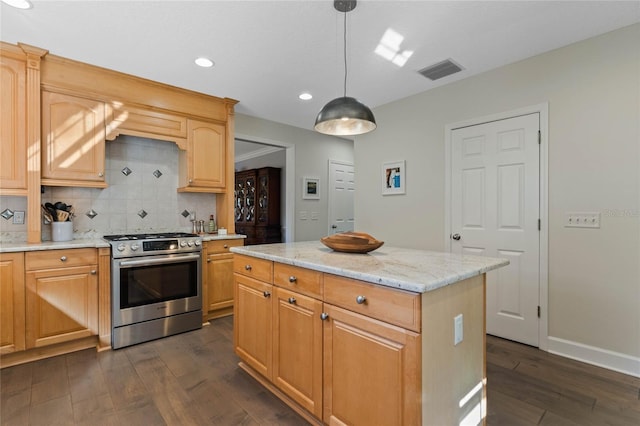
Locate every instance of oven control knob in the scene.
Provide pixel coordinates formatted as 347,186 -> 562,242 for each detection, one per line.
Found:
117,243 -> 126,252
194,240 -> 201,246
130,243 -> 140,251
180,241 -> 187,247
187,240 -> 194,247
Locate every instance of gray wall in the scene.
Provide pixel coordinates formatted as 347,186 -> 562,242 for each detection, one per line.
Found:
354,24 -> 640,369
235,114 -> 354,242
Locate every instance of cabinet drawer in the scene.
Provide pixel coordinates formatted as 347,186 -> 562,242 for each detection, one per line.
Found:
273,263 -> 322,299
205,238 -> 243,254
234,254 -> 272,283
324,274 -> 421,332
26,248 -> 97,271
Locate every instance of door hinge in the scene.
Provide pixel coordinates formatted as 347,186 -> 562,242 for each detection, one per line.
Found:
538,219 -> 541,230
538,130 -> 541,144
537,306 -> 541,318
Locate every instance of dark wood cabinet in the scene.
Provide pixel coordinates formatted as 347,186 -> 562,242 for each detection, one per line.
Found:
235,167 -> 281,245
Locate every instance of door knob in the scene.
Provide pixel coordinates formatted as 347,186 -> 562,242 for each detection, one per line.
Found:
451,233 -> 461,241
331,224 -> 337,229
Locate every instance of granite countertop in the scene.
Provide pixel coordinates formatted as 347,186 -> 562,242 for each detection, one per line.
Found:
231,241 -> 509,294
0,234 -> 246,253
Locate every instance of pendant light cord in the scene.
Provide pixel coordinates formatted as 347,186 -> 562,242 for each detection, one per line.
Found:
343,9 -> 347,97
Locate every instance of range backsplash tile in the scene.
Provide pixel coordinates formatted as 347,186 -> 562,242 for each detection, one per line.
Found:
14,135 -> 217,242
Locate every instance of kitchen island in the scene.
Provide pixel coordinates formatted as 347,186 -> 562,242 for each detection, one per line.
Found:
231,241 -> 508,426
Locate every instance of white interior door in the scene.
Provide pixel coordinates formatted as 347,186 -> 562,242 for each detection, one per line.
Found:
328,160 -> 355,234
450,113 -> 540,346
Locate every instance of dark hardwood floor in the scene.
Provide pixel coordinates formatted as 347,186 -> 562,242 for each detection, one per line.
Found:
1,317 -> 639,425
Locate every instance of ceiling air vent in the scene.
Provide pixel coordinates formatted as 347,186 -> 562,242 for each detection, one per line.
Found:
418,59 -> 463,81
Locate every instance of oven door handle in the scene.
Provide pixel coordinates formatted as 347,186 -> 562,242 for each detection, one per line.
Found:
118,254 -> 201,268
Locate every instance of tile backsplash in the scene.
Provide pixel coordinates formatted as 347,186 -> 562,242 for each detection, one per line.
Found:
0,135 -> 217,242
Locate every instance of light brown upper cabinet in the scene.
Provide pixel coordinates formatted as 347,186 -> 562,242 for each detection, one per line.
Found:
41,91 -> 107,188
0,54 -> 27,195
179,119 -> 226,192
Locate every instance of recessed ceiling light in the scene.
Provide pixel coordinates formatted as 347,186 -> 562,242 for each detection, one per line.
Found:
194,57 -> 214,68
1,0 -> 32,9
299,93 -> 313,101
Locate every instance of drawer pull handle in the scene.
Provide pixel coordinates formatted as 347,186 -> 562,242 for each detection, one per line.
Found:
263,291 -> 271,298
288,297 -> 296,304
356,295 -> 367,305
245,265 -> 252,271
90,270 -> 97,275
60,256 -> 67,262
320,312 -> 329,320
288,276 -> 297,283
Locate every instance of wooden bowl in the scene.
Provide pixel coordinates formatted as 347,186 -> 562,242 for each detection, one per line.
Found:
320,232 -> 384,253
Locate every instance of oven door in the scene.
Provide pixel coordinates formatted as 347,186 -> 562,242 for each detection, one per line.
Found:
112,252 -> 202,327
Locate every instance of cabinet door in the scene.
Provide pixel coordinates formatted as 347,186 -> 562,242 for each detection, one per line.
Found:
234,273 -> 272,379
0,253 -> 25,354
186,119 -> 225,189
0,55 -> 27,193
205,252 -> 235,317
273,287 -> 323,418
41,91 -> 106,186
25,265 -> 98,348
323,304 -> 421,426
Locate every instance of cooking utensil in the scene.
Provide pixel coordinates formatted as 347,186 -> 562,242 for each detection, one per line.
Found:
44,203 -> 58,221
54,201 -> 68,211
56,209 -> 70,222
41,204 -> 54,223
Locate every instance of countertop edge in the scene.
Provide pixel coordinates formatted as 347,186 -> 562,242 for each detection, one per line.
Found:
231,244 -> 509,294
0,234 -> 246,253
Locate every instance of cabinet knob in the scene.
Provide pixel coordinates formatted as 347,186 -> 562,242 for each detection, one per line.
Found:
356,295 -> 367,305
207,259 -> 212,263
60,256 -> 67,262
90,270 -> 97,275
245,264 -> 252,271
288,297 -> 296,304
98,172 -> 104,177
189,179 -> 193,183
288,276 -> 297,283
320,312 -> 329,320
263,291 -> 271,298
224,244 -> 228,248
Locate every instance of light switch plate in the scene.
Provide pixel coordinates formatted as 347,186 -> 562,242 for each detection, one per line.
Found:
565,212 -> 600,228
454,314 -> 463,346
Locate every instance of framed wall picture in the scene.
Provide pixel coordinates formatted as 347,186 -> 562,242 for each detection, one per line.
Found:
382,160 -> 406,195
303,177 -> 320,199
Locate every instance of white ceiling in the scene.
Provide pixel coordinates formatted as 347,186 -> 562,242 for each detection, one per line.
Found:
2,1 -> 639,134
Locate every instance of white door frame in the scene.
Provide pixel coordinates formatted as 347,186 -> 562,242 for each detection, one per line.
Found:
236,133 -> 295,243
444,103 -> 549,351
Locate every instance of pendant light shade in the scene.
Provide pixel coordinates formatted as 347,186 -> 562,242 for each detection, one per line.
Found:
315,0 -> 376,136
314,96 -> 376,136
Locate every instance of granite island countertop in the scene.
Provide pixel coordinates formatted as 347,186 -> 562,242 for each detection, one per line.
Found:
231,241 -> 509,294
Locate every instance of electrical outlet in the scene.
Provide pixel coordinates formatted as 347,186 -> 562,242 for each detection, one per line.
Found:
12,211 -> 25,225
565,212 -> 600,228
311,211 -> 319,220
454,314 -> 463,346
299,211 -> 308,220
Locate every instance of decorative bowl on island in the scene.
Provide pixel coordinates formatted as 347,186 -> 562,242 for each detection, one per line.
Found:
320,232 -> 384,253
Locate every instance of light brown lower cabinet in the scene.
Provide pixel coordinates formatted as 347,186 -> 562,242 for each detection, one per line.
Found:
25,249 -> 98,349
234,253 -> 486,426
203,239 -> 244,321
0,253 -> 26,354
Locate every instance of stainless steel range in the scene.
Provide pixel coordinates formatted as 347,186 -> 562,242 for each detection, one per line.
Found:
104,232 -> 202,349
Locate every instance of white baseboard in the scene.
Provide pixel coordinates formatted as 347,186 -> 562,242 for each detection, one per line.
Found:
547,336 -> 640,378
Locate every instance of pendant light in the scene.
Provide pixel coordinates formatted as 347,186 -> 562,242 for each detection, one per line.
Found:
315,0 -> 376,136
